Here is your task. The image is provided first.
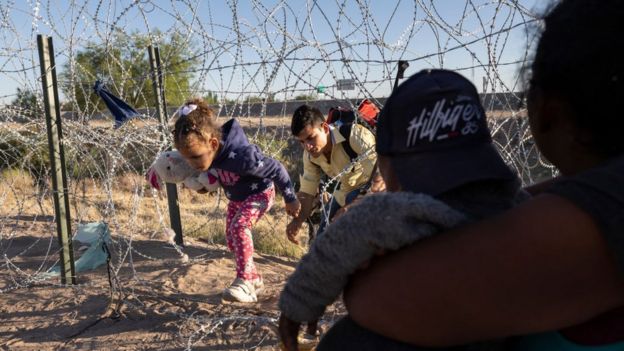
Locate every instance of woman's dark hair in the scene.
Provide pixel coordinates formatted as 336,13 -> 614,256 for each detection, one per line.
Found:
530,0 -> 624,156
173,98 -> 221,151
291,104 -> 325,136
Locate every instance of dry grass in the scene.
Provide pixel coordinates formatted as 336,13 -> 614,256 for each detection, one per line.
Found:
0,168 -> 308,259
78,115 -> 293,129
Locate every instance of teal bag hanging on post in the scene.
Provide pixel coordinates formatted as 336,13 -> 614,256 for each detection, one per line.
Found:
42,222 -> 111,279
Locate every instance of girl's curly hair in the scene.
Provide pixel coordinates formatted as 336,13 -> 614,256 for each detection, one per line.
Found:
172,98 -> 221,151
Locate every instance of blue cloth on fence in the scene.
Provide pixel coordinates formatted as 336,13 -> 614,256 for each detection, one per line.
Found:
93,80 -> 139,127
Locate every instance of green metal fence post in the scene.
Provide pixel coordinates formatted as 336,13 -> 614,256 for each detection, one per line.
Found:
148,45 -> 184,246
37,35 -> 76,284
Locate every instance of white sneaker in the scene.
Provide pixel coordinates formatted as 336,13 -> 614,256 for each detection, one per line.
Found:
222,278 -> 257,303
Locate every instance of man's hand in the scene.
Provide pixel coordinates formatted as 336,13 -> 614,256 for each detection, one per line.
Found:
286,219 -> 303,244
285,199 -> 302,217
285,192 -> 316,245
278,314 -> 301,351
321,191 -> 331,204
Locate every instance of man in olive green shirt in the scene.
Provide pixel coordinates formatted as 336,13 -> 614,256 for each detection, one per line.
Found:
286,105 -> 384,243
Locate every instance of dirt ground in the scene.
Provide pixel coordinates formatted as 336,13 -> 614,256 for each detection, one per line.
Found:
0,219 -> 343,350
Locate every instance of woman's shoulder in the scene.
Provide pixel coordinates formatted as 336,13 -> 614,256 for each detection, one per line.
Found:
563,155 -> 624,183
547,156 -> 624,210
546,155 -> 624,277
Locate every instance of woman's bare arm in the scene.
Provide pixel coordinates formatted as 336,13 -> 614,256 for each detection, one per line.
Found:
344,194 -> 624,347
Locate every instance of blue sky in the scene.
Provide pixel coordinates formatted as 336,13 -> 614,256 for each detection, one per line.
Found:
0,0 -> 544,105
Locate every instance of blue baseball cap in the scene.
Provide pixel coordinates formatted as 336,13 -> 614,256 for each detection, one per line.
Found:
376,69 -> 515,195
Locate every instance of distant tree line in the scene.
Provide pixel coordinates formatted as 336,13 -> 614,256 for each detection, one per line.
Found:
58,30 -> 197,114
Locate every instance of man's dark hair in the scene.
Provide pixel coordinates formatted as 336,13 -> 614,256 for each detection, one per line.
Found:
529,0 -> 624,156
291,105 -> 325,136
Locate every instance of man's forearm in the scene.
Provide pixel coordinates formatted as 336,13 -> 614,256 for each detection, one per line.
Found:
295,192 -> 316,223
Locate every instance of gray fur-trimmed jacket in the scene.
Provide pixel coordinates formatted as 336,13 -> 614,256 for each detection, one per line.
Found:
279,180 -> 529,323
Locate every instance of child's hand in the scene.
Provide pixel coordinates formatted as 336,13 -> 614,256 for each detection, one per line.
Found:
357,248 -> 388,270
278,314 -> 300,351
333,207 -> 348,221
332,195 -> 363,222
285,199 -> 301,217
370,175 -> 386,193
286,219 -> 303,244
